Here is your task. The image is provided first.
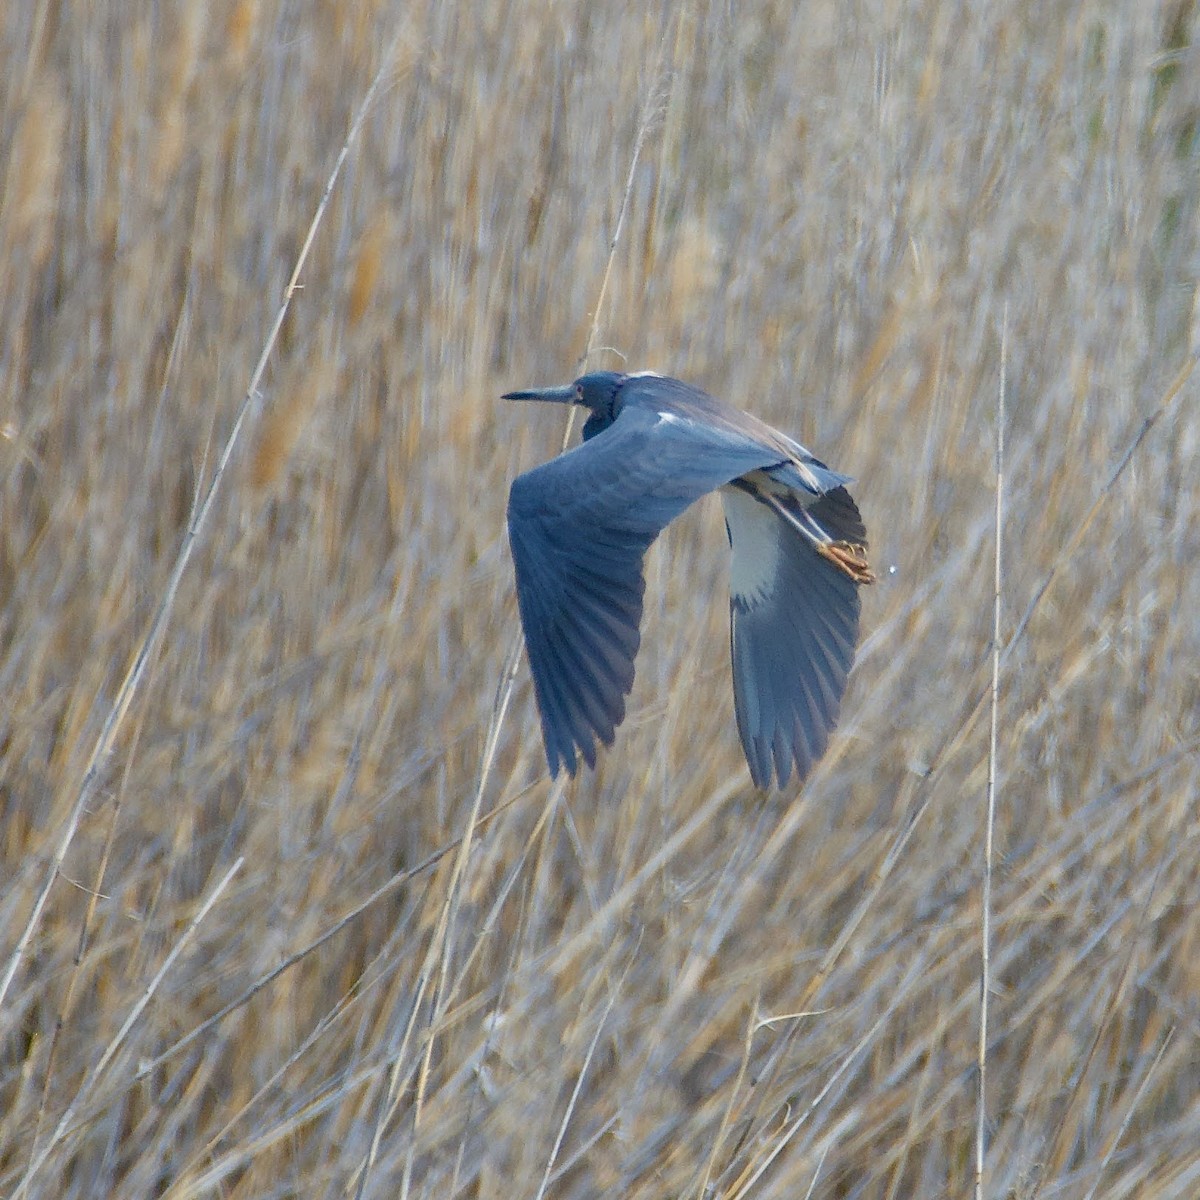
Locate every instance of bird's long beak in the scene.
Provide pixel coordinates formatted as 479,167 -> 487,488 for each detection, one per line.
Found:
502,384 -> 576,404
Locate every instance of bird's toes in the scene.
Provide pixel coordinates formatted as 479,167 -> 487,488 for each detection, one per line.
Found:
819,540 -> 876,585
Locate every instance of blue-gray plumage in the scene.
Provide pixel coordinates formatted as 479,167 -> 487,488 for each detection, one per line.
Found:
504,370 -> 874,789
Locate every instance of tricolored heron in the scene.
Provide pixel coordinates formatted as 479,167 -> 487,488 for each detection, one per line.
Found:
504,370 -> 873,789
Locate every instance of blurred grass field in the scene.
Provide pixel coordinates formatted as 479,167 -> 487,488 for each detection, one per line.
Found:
2,1 -> 1200,1196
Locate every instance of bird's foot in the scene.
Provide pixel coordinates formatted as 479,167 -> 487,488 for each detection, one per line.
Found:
819,540 -> 876,584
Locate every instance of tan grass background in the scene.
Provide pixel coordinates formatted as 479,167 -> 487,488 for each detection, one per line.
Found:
2,1 -> 1200,1196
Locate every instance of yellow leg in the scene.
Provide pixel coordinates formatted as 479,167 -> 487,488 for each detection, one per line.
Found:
817,540 -> 876,584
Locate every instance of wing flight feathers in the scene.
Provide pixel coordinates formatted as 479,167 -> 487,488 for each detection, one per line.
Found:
508,405 -> 779,777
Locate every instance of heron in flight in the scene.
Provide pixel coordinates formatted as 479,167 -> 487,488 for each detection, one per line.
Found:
504,370 -> 873,789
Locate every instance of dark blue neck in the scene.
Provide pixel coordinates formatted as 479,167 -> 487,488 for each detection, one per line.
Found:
582,410 -> 615,441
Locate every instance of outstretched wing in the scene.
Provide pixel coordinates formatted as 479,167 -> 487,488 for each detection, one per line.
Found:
508,403 -> 781,777
723,485 -> 864,788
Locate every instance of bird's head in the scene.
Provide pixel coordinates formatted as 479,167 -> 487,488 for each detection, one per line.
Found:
502,370 -> 625,415
504,371 -> 630,442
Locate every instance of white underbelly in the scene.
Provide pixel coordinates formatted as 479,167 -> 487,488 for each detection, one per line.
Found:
720,486 -> 780,608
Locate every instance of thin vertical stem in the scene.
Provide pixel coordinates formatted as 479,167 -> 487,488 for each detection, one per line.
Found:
975,307 -> 1006,1200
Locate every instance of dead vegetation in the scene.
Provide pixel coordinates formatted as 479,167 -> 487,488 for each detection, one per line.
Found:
1,1 -> 1199,1196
